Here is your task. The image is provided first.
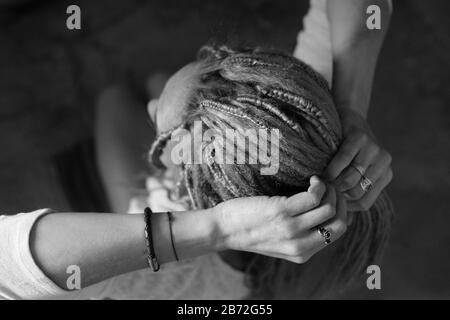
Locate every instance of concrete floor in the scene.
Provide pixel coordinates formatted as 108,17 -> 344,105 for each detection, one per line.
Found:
0,0 -> 449,299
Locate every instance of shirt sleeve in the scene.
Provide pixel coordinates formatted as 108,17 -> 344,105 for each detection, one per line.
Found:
293,0 -> 333,87
0,209 -> 111,300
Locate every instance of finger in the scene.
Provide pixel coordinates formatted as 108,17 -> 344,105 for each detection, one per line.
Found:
300,210 -> 348,259
345,158 -> 390,201
285,176 -> 326,216
248,247 -> 294,262
307,175 -> 327,196
362,150 -> 392,185
260,229 -> 332,262
344,149 -> 391,200
336,143 -> 380,192
257,193 -> 346,263
344,183 -> 365,201
325,132 -> 366,181
309,192 -> 348,250
246,239 -> 315,262
335,165 -> 363,195
296,185 -> 337,227
348,168 -> 393,212
335,191 -> 348,226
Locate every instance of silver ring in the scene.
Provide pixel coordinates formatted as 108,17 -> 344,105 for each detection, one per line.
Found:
350,164 -> 366,177
318,227 -> 332,245
359,175 -> 373,193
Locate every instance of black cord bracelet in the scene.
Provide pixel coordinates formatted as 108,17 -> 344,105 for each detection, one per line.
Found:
144,207 -> 160,272
167,212 -> 179,261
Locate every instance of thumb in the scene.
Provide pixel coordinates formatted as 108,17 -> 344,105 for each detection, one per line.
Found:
285,176 -> 326,216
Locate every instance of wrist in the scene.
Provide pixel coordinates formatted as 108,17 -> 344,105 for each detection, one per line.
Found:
336,105 -> 377,144
337,104 -> 368,130
198,206 -> 228,252
169,207 -> 226,260
210,203 -> 233,251
334,89 -> 370,120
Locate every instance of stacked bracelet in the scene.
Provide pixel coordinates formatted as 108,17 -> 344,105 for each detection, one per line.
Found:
144,207 -> 160,272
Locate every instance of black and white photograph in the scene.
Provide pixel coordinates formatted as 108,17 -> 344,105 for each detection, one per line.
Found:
0,0 -> 449,305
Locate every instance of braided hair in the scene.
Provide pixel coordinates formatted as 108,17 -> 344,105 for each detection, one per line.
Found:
149,45 -> 393,299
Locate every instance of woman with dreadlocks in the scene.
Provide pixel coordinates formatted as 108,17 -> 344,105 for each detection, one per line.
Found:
0,44 -> 392,299
0,1 -> 394,300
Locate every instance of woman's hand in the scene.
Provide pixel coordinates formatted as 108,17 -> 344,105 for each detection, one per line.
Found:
325,106 -> 393,212
214,176 -> 348,264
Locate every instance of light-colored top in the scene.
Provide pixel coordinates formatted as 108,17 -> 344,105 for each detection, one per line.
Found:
0,177 -> 249,300
294,0 -> 332,87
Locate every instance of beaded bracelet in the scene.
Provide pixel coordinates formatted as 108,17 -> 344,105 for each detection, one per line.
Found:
144,207 -> 160,272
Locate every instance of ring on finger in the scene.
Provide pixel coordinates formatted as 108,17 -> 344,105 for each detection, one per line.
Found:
317,227 -> 332,245
350,163 -> 366,177
359,175 -> 373,193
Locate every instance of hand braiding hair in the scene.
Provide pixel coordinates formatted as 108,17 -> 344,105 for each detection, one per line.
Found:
149,45 -> 393,299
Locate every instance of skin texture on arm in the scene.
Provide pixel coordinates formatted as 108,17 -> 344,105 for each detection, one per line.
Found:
29,208 -> 221,289
327,0 -> 392,118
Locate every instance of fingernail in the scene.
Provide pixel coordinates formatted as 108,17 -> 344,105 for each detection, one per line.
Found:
310,175 -> 320,184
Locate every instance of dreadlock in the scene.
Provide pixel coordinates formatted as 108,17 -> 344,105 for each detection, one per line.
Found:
149,45 -> 393,299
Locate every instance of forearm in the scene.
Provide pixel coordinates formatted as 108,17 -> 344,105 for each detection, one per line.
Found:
30,208 -> 222,290
327,0 -> 392,118
95,85 -> 156,213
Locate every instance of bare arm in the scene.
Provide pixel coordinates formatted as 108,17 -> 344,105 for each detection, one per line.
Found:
324,0 -> 393,212
95,86 -> 155,214
327,0 -> 392,118
28,178 -> 347,293
30,207 -> 220,289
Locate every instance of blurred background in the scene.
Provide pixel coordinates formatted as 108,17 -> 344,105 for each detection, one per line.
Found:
0,0 -> 449,299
